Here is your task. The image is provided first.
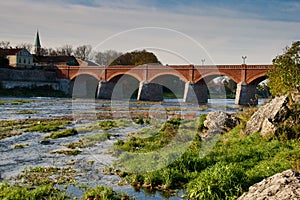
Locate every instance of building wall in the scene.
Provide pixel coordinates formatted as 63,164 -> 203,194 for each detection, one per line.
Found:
16,49 -> 33,68
7,55 -> 17,67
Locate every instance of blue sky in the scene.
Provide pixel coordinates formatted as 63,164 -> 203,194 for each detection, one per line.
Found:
0,0 -> 299,64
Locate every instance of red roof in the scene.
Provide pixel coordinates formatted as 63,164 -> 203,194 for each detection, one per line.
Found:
0,48 -> 23,56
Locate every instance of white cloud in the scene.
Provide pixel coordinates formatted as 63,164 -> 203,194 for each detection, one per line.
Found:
0,0 -> 298,64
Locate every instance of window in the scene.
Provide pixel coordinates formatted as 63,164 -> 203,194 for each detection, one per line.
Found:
24,59 -> 26,64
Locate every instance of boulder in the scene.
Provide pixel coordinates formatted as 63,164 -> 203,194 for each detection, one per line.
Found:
238,169 -> 300,200
245,96 -> 290,136
201,111 -> 238,140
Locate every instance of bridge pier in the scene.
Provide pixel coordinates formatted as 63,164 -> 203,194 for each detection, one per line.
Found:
97,81 -> 115,99
137,81 -> 163,101
235,82 -> 258,105
183,81 -> 208,103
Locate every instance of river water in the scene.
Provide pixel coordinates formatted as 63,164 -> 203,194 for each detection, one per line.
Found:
0,97 -> 267,199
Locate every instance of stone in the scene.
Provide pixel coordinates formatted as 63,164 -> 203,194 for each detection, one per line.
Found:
40,140 -> 52,145
201,111 -> 238,140
245,96 -> 290,136
238,169 -> 300,200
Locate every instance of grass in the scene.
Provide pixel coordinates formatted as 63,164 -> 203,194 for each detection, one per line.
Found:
11,143 -> 29,149
0,118 -> 72,140
84,185 -> 133,200
0,182 -> 70,200
15,110 -> 36,114
44,128 -> 78,139
4,165 -> 132,200
50,149 -> 82,156
110,110 -> 300,199
13,166 -> 77,185
65,132 -> 112,149
9,99 -> 33,105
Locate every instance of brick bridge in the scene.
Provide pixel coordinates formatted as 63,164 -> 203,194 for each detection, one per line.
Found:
55,64 -> 273,105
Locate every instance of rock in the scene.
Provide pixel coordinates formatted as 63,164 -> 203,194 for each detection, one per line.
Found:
40,140 -> 52,145
238,169 -> 300,200
245,96 -> 290,136
201,111 -> 238,140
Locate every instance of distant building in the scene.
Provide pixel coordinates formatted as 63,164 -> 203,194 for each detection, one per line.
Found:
0,48 -> 33,68
34,31 -> 41,56
33,55 -> 79,66
32,30 -> 79,67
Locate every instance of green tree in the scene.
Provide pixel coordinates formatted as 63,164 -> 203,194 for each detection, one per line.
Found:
110,50 -> 161,66
267,41 -> 300,96
0,54 -> 9,66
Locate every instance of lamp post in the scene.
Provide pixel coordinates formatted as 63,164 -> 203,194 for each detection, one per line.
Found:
242,56 -> 247,65
201,59 -> 205,66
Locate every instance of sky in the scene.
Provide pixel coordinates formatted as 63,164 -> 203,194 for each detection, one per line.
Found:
0,0 -> 299,65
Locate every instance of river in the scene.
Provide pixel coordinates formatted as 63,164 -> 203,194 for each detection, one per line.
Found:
0,97 -> 267,199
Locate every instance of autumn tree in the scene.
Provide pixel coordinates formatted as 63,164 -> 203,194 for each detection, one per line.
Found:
110,50 -> 161,66
267,41 -> 300,96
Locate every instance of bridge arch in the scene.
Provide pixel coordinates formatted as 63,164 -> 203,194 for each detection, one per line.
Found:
70,72 -> 100,81
71,74 -> 99,98
148,72 -> 188,83
107,72 -> 143,82
194,71 -> 240,84
247,73 -> 268,85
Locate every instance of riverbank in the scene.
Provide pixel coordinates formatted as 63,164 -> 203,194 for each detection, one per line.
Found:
0,96 -> 296,199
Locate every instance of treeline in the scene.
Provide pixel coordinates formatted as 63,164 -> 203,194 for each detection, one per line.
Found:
0,41 -> 161,66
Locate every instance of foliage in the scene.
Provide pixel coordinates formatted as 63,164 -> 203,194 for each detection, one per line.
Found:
110,50 -> 161,66
267,41 -> 300,96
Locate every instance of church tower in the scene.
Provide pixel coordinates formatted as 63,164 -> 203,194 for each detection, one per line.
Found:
34,30 -> 41,55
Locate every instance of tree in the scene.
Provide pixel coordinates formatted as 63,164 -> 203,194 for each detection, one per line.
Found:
16,43 -> 33,52
0,41 -> 11,48
110,50 -> 161,66
0,54 -> 9,66
74,45 -> 92,61
56,45 -> 73,56
267,41 -> 300,96
94,50 -> 122,66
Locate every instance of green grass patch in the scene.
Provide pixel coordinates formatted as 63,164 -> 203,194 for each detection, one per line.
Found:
13,166 -> 77,185
9,99 -> 33,105
50,149 -> 81,156
0,182 -> 70,200
65,132 -> 112,149
44,128 -> 78,139
15,110 -> 36,114
11,143 -> 29,149
84,185 -> 133,200
111,114 -> 300,199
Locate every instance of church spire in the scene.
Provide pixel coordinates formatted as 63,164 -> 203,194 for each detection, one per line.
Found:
34,30 -> 41,55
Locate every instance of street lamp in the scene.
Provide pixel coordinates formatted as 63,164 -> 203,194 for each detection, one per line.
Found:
242,56 -> 247,64
201,59 -> 205,66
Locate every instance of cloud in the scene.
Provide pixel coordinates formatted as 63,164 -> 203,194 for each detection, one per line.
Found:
0,0 -> 298,64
